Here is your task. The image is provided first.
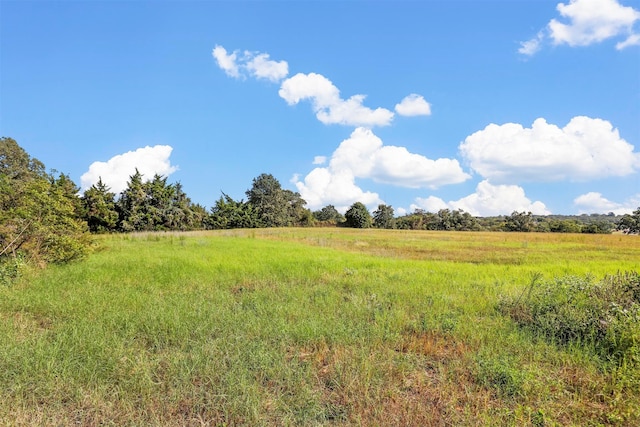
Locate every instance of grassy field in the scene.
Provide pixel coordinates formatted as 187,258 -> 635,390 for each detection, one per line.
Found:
0,229 -> 638,426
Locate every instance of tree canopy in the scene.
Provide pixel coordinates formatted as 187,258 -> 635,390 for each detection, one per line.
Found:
344,202 -> 372,229
113,171 -> 204,232
373,204 -> 395,229
245,173 -> 311,227
206,193 -> 259,229
617,208 -> 640,234
0,137 -> 90,279
313,205 -> 345,223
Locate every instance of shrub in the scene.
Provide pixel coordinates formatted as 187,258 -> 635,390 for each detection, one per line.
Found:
344,202 -> 372,228
498,272 -> 640,364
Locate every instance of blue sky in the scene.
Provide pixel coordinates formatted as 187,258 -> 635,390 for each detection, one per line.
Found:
2,0 -> 639,216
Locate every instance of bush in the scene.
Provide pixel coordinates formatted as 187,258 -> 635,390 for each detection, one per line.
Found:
344,202 -> 372,228
1,138 -> 91,272
498,272 -> 640,364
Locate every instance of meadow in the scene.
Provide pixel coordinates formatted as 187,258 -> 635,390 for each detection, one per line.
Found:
0,229 -> 638,426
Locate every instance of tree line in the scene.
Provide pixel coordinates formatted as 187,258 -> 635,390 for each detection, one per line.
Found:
2,137 -> 639,280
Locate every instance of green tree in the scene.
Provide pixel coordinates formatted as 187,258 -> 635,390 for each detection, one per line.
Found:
581,220 -> 613,234
448,209 -> 481,231
283,189 -> 313,227
617,208 -> 640,234
549,219 -> 582,233
246,173 -> 288,227
115,171 -> 205,232
344,202 -> 372,228
395,211 -> 423,230
504,211 -> 534,232
82,178 -> 118,233
189,203 -> 209,230
373,204 -> 395,229
0,137 -> 90,269
52,172 -> 85,218
166,182 -> 202,230
436,209 -> 454,230
313,205 -> 345,223
207,193 -> 260,229
144,174 -> 172,229
116,169 -> 148,231
0,136 -> 46,180
245,173 -> 309,227
395,209 -> 439,230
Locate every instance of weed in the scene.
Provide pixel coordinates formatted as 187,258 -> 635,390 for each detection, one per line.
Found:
0,254 -> 26,286
474,351 -> 527,398
499,272 -> 640,367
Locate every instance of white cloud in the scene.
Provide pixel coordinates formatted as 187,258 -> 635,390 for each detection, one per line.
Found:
312,156 -> 327,165
459,116 -> 640,183
519,0 -> 640,55
549,0 -> 640,46
396,207 -> 408,216
215,45 -> 406,127
374,145 -> 470,188
518,31 -> 545,56
395,94 -> 432,117
293,127 -> 470,211
411,180 -> 551,216
212,45 -> 240,78
279,73 -> 394,127
80,145 -> 178,195
411,195 -> 449,213
212,45 -> 289,82
245,52 -> 289,82
574,191 -> 639,214
331,128 -> 470,188
616,32 -> 640,49
293,167 -> 383,213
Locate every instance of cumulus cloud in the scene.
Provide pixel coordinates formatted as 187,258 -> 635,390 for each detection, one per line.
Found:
395,94 -> 432,117
293,127 -> 470,211
549,0 -> 640,46
212,45 -> 239,78
518,31 -> 545,56
411,180 -> 551,216
244,52 -> 289,82
293,167 -> 383,213
519,0 -> 640,55
80,145 -> 178,195
312,156 -> 327,165
279,73 -> 394,127
459,116 -> 640,183
214,45 -> 433,127
331,128 -> 469,188
212,45 -> 288,82
574,191 -> 639,214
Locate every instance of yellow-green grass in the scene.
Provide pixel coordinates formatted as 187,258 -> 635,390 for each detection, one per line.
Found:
0,229 -> 638,426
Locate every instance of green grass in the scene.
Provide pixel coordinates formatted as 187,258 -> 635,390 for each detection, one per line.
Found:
0,229 -> 638,425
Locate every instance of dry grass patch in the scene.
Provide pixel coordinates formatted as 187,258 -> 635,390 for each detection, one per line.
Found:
284,333 -> 516,426
399,330 -> 469,361
2,311 -> 54,343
